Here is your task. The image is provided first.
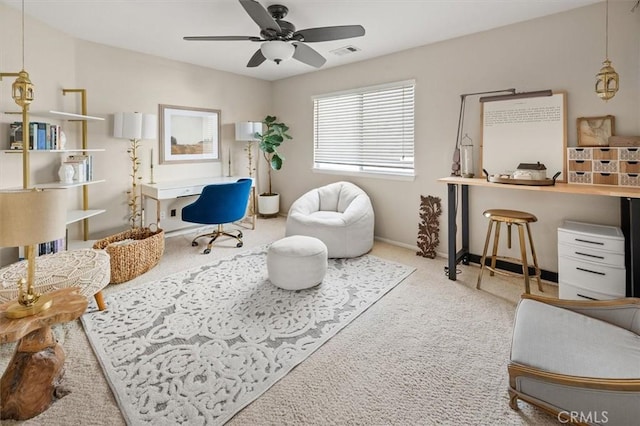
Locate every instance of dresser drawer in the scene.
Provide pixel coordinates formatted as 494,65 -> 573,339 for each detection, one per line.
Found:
568,160 -> 591,172
558,221 -> 625,253
558,256 -> 625,295
568,148 -> 592,160
558,242 -> 624,267
620,161 -> 640,173
559,281 -> 624,300
619,147 -> 640,161
593,148 -> 618,160
593,172 -> 618,185
568,171 -> 592,184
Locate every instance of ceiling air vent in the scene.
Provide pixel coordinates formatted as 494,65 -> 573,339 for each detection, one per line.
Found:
330,45 -> 361,56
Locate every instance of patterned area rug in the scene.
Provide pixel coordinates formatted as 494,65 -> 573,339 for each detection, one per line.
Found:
81,247 -> 415,425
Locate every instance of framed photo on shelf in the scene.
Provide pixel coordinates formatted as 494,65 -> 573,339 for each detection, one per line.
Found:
159,104 -> 221,164
577,115 -> 615,147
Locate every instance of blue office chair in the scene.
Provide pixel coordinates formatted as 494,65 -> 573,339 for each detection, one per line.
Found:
181,178 -> 252,254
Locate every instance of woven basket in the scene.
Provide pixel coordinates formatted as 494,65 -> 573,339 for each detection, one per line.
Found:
93,227 -> 165,284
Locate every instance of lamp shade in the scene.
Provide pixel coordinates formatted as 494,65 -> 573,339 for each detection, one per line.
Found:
0,189 -> 67,247
113,112 -> 157,140
235,121 -> 262,142
260,41 -> 295,64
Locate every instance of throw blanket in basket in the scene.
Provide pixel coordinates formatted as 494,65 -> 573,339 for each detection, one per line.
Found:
93,227 -> 164,284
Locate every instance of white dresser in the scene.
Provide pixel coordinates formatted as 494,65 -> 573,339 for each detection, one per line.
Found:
558,221 -> 626,300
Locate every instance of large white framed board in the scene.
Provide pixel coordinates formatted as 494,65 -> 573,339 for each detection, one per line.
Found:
480,91 -> 567,182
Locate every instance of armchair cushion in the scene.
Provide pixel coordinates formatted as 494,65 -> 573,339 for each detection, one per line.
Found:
512,299 -> 640,379
509,296 -> 640,425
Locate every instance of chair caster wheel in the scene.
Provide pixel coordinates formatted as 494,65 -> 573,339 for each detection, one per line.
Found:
192,241 -> 198,247
238,232 -> 243,238
236,242 -> 243,248
203,248 -> 211,254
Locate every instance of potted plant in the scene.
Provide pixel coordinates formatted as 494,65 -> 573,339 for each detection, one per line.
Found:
255,115 -> 292,215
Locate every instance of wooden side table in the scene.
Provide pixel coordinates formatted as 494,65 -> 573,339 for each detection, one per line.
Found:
0,287 -> 88,420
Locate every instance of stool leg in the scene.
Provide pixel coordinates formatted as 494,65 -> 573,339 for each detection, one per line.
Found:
489,221 -> 501,277
526,223 -> 543,292
476,220 -> 494,289
94,291 -> 106,311
517,224 -> 531,294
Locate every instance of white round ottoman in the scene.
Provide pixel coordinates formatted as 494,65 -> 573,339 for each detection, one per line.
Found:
267,236 -> 328,290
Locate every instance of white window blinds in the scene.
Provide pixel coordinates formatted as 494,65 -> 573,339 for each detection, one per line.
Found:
313,80 -> 415,175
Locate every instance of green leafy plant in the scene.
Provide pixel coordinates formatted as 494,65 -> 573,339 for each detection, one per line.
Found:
255,115 -> 292,196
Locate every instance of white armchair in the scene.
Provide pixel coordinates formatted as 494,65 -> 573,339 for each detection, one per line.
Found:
285,181 -> 374,258
509,294 -> 640,425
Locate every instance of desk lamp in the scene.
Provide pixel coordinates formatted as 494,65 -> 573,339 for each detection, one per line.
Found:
0,188 -> 67,319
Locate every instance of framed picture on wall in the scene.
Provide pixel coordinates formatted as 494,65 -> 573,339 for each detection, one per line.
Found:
159,104 -> 221,164
577,115 -> 615,147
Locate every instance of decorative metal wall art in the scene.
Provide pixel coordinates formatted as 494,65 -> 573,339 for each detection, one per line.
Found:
417,195 -> 442,259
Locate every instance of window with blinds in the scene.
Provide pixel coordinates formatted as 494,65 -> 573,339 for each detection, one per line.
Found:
313,80 -> 415,177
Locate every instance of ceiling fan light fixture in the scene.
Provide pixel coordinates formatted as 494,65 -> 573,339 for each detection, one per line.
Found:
260,40 -> 295,64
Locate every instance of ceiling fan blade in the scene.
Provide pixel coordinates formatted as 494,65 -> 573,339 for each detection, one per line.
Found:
239,0 -> 281,33
183,36 -> 262,41
292,42 -> 326,68
294,25 -> 365,43
247,49 -> 267,67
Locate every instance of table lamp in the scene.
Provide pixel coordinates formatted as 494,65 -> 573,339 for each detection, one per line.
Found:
235,121 -> 262,178
0,188 -> 67,319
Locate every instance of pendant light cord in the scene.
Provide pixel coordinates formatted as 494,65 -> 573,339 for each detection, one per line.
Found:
21,0 -> 25,69
605,0 -> 609,60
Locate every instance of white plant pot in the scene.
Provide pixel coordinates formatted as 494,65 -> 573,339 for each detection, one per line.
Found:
258,193 -> 280,216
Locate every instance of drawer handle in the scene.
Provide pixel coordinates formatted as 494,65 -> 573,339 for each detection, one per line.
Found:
576,293 -> 598,301
574,238 -> 604,245
574,251 -> 605,260
576,267 -> 605,276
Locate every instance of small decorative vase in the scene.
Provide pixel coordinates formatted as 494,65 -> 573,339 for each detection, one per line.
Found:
58,130 -> 67,150
58,163 -> 75,183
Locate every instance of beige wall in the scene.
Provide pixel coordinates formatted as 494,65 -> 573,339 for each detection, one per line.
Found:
0,2 -> 271,253
1,2 -> 639,272
270,1 -> 640,271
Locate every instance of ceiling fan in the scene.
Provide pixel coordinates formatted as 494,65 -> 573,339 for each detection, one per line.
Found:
183,0 -> 365,68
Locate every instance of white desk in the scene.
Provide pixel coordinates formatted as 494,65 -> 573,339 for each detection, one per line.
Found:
140,176 -> 256,231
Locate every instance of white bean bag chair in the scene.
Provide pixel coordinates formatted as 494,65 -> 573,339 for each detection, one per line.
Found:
285,181 -> 374,258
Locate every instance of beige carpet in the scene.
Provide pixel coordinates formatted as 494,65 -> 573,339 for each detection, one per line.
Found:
1,217 -> 558,425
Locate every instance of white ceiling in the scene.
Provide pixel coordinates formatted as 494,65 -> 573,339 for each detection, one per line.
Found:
2,0 -> 601,81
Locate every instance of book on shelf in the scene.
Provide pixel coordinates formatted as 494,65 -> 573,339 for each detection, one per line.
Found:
7,121 -> 62,151
9,122 -> 34,150
17,238 -> 67,260
65,154 -> 93,181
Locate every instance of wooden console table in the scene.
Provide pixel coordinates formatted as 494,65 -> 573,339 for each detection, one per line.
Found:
0,288 -> 88,420
438,177 -> 640,297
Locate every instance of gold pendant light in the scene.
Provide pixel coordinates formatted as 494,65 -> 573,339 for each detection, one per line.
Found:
595,0 -> 619,101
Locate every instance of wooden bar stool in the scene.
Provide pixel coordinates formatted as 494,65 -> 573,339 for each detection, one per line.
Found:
476,209 -> 543,294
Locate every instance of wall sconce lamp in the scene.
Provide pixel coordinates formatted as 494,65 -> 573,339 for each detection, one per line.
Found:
595,0 -> 619,101
113,112 -> 157,228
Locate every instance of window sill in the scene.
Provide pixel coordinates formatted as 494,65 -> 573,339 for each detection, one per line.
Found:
312,167 -> 415,182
